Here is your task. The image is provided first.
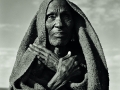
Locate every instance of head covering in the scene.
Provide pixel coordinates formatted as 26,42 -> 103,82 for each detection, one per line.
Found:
9,0 -> 109,90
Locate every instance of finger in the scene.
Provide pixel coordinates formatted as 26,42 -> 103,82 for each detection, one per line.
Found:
73,66 -> 80,72
29,45 -> 40,54
69,58 -> 78,69
70,67 -> 81,77
29,44 -> 40,52
33,43 -> 42,50
31,44 -> 50,57
74,61 -> 77,65
33,43 -> 59,61
59,56 -> 76,71
62,51 -> 71,60
29,44 -> 46,56
37,55 -> 47,64
65,55 -> 76,66
28,47 -> 32,52
65,56 -> 77,71
37,55 -> 46,60
28,47 -> 39,55
80,63 -> 87,68
33,43 -> 42,48
33,43 -> 51,54
74,61 -> 78,66
57,58 -> 62,67
29,45 -> 46,59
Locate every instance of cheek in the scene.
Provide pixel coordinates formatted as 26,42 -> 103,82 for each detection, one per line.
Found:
46,22 -> 54,32
66,20 -> 74,34
65,19 -> 74,29
46,23 -> 54,41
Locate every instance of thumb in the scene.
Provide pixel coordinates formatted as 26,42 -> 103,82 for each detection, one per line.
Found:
62,51 -> 71,60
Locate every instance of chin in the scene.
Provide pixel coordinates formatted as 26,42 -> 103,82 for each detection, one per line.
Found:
49,39 -> 67,47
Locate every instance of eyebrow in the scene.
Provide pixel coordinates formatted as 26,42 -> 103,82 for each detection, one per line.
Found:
46,12 -> 55,16
46,10 -> 70,15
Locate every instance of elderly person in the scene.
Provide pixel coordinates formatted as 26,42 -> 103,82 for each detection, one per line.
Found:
9,0 -> 109,90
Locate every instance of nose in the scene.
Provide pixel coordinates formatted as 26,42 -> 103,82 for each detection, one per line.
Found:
55,16 -> 63,28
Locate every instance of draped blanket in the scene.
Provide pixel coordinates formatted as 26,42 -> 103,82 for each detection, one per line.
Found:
9,0 -> 109,90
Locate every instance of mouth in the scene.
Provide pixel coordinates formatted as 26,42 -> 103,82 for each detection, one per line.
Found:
53,32 -> 66,37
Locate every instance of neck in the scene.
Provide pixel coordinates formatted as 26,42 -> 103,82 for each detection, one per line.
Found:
49,45 -> 68,58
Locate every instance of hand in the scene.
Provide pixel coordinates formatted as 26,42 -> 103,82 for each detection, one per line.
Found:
48,51 -> 80,90
57,51 -> 80,76
34,83 -> 46,90
28,43 -> 59,70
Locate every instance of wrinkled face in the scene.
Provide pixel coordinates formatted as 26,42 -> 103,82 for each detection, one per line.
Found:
46,0 -> 74,47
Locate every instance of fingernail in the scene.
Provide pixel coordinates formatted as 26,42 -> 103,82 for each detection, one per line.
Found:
67,51 -> 71,57
29,44 -> 32,47
75,61 -> 78,65
33,43 -> 37,46
68,51 -> 71,55
37,56 -> 39,58
28,48 -> 31,51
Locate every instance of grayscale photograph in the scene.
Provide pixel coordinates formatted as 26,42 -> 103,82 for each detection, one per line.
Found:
0,0 -> 120,90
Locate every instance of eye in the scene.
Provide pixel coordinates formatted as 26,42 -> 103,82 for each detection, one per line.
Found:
47,14 -> 56,19
62,12 -> 71,20
64,14 -> 70,19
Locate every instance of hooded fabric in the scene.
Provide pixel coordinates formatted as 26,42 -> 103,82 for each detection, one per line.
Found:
9,0 -> 109,90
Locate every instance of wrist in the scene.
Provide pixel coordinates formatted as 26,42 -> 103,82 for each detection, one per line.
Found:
47,72 -> 65,88
47,72 -> 59,88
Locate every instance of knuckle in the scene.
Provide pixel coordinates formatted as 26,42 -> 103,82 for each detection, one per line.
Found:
28,48 -> 31,51
59,58 -> 63,61
61,66 -> 67,72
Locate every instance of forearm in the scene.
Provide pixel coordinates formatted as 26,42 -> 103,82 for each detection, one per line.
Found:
47,70 -> 79,90
47,72 -> 66,90
70,73 -> 88,90
46,54 -> 59,71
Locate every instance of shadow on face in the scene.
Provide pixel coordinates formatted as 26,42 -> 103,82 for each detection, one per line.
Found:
45,0 -> 74,47
45,0 -> 86,48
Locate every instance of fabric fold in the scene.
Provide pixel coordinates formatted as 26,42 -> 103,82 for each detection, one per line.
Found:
9,0 -> 109,90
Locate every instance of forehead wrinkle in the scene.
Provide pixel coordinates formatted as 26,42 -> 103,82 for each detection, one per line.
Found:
47,3 -> 71,15
47,7 -> 69,15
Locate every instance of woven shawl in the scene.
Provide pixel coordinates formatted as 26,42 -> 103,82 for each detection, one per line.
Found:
9,0 -> 109,90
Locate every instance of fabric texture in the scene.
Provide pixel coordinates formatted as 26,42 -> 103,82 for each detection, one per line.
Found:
9,0 -> 109,90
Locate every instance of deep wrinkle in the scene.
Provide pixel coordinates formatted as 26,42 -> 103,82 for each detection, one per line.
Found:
46,0 -> 74,57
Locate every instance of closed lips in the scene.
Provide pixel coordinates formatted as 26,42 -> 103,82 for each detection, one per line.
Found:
53,32 -> 66,37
